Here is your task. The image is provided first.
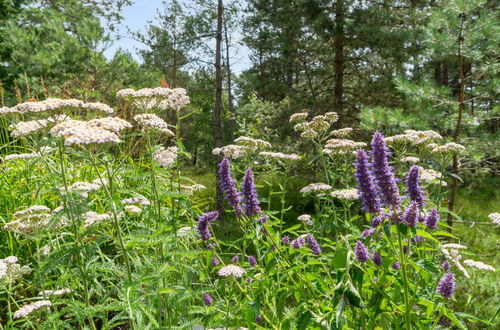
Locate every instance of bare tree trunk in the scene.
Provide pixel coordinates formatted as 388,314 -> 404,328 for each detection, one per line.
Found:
447,15 -> 466,232
224,18 -> 235,142
215,0 -> 224,216
333,0 -> 345,114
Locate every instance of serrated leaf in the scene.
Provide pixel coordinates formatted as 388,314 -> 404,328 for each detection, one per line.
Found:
416,230 -> 439,243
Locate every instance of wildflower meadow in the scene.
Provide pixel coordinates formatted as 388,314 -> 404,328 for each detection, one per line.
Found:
0,0 -> 499,329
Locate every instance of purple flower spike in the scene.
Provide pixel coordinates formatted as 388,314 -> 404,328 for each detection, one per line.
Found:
355,241 -> 368,262
355,150 -> 381,214
372,252 -> 382,266
232,255 -> 239,263
291,237 -> 305,249
202,292 -> 213,306
197,211 -> 219,241
211,257 -> 220,266
403,201 -> 419,227
361,228 -> 376,238
306,234 -> 322,255
371,214 -> 388,227
248,255 -> 257,266
441,261 -> 450,272
255,315 -> 263,324
281,235 -> 290,244
436,272 -> 456,299
217,158 -> 242,216
371,132 -> 400,207
425,208 -> 439,230
255,215 -> 269,223
405,166 -> 425,207
392,261 -> 401,270
242,168 -> 261,217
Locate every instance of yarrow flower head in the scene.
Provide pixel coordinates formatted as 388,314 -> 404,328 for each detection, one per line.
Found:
153,146 -> 178,167
217,265 -> 246,278
217,158 -> 242,216
488,212 -> 500,226
241,168 -> 261,217
234,136 -> 271,149
133,114 -> 174,136
197,211 -> 219,241
355,241 -> 368,263
436,272 -> 456,299
463,260 -> 495,272
259,151 -> 300,161
371,132 -> 400,207
355,150 -> 381,214
300,183 -> 331,194
13,300 -> 52,319
405,166 -> 425,207
330,189 -> 359,200
213,145 -> 247,159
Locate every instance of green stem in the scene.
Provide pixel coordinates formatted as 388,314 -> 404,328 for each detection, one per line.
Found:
396,223 -> 412,330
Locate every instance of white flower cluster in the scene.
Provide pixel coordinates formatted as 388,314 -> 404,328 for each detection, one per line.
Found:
418,167 -> 446,186
14,98 -> 83,114
181,184 -> 206,195
441,243 -> 467,250
0,256 -> 31,285
63,178 -> 106,198
441,247 -> 469,278
4,205 -> 58,236
300,183 -> 332,194
330,127 -> 353,137
217,265 -> 246,278
401,156 -> 420,163
88,117 -> 132,133
133,114 -> 174,136
153,146 -> 178,167
0,106 -> 19,115
122,196 -> 151,207
289,112 -> 308,123
324,138 -> 366,154
258,151 -> 300,161
432,142 -> 466,154
234,136 -> 271,149
463,260 -> 495,272
297,214 -> 314,225
213,145 -> 247,159
9,119 -> 49,137
81,102 -> 114,114
488,212 -> 500,226
38,288 -> 71,297
13,300 -> 52,319
118,87 -> 190,111
3,153 -> 40,161
385,130 -> 442,145
330,189 -> 359,200
293,113 -> 337,139
50,119 -> 127,146
177,226 -> 194,236
82,211 -> 111,228
124,205 -> 142,214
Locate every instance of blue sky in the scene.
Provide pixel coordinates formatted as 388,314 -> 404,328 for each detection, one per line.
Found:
103,0 -> 251,74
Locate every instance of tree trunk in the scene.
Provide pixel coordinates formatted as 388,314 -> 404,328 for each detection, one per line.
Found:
447,15 -> 466,232
333,0 -> 345,114
224,18 -> 235,142
215,0 -> 224,217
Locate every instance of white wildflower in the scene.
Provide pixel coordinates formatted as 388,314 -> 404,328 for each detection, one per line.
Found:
259,151 -> 300,161
289,112 -> 308,123
330,189 -> 359,200
122,196 -> 151,206
324,112 -> 339,123
82,211 -> 111,228
234,136 -> 271,149
212,144 -> 247,159
181,184 -> 206,195
441,248 -> 470,278
38,288 -> 71,297
0,106 -> 18,115
14,98 -> 83,114
329,127 -> 353,137
13,300 -> 52,319
432,142 -> 466,154
50,120 -> 121,146
404,130 -> 443,145
4,206 -> 55,236
0,256 -> 31,284
218,265 -> 246,278
4,153 -> 39,161
9,119 -> 48,137
133,113 -> 174,136
64,181 -> 102,198
441,243 -> 467,250
401,156 -> 420,163
463,260 -> 495,272
418,167 -> 446,186
488,212 -> 500,226
88,117 -> 132,133
153,146 -> 178,167
300,183 -> 331,194
81,102 -> 114,114
124,205 -> 142,214
324,138 -> 366,153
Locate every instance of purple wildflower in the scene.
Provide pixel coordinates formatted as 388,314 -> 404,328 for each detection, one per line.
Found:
392,261 -> 401,270
425,208 -> 439,230
202,292 -> 213,306
255,215 -> 269,223
211,257 -> 220,266
291,237 -> 305,249
306,234 -> 322,255
206,242 -> 217,250
405,165 -> 425,207
217,158 -> 242,216
371,132 -> 400,207
403,201 -> 419,227
255,315 -> 263,324
281,235 -> 290,244
355,150 -> 381,214
355,241 -> 368,263
436,272 -> 456,299
246,277 -> 252,283
197,211 -> 219,241
361,228 -> 376,238
248,255 -> 257,266
441,261 -> 450,272
371,214 -> 388,227
232,255 -> 239,263
411,235 -> 425,244
241,168 -> 261,217
372,252 -> 382,266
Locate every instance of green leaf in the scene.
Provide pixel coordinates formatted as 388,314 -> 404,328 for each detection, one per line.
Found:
331,247 -> 348,269
335,297 -> 346,329
344,281 -> 362,308
433,230 -> 458,239
297,310 -> 312,330
416,230 -> 440,243
443,308 -> 467,329
417,298 -> 435,317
